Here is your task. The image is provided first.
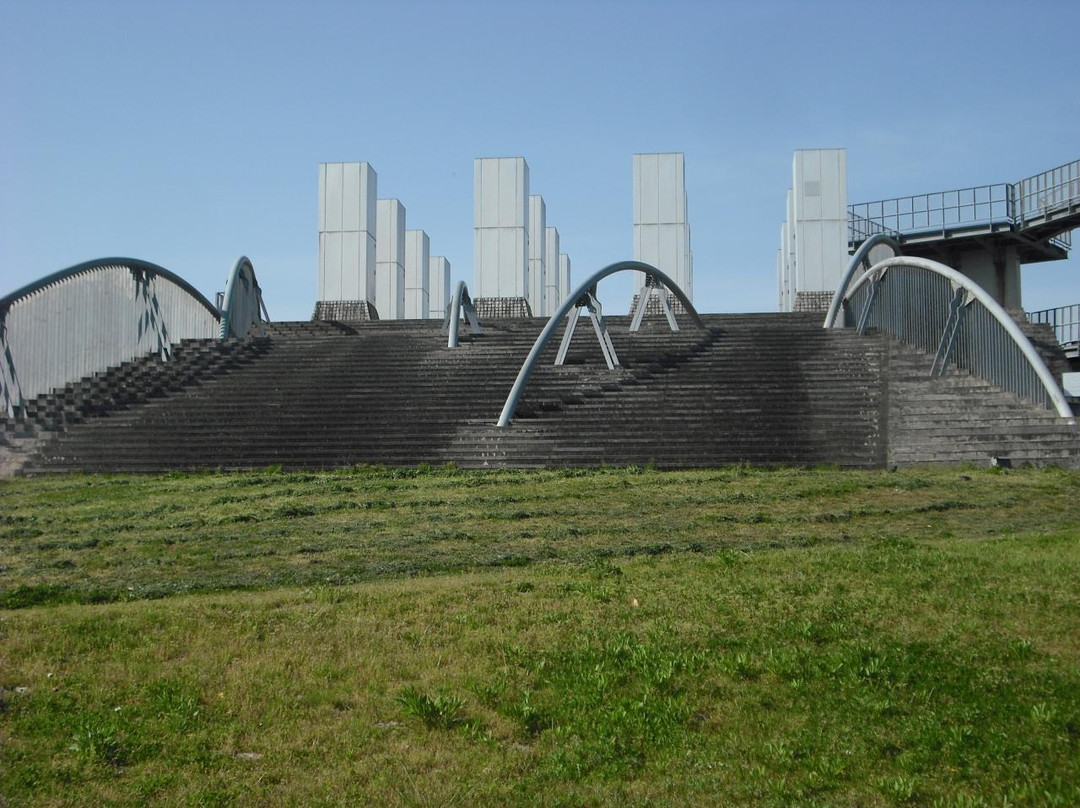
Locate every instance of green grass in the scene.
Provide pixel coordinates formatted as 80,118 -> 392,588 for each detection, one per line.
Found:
1,466 -> 1078,806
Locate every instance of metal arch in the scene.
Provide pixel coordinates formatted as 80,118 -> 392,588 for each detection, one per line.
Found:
823,234 -> 900,329
843,255 -> 1073,418
496,261 -> 705,427
0,257 -> 220,320
218,256 -> 269,339
442,280 -> 482,348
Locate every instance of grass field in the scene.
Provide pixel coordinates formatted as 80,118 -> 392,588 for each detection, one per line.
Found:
1,465 -> 1078,806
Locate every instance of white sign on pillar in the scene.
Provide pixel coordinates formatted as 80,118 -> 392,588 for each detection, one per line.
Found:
544,226 -> 560,312
404,230 -> 430,319
376,198 -> 406,320
428,256 -> 451,319
474,157 -> 529,300
633,153 -> 692,299
318,162 -> 377,304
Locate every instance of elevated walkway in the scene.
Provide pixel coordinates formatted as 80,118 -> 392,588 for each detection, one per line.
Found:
849,159 -> 1079,264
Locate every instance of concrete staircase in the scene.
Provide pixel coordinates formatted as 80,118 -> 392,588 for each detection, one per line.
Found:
4,311 -> 1076,474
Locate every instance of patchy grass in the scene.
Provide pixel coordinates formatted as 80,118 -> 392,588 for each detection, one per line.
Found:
1,466 -> 1078,806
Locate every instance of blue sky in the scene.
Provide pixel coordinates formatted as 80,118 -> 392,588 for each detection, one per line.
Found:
2,0 -> 1077,321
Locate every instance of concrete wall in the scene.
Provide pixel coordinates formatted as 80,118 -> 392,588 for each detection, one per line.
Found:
428,256 -> 451,319
528,195 -> 547,316
404,229 -> 430,319
474,157 -> 529,300
376,198 -> 406,320
633,153 -> 692,299
318,162 -> 377,305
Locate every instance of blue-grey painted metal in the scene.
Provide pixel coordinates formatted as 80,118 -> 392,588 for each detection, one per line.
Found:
0,258 -> 221,417
554,288 -> 619,369
823,234 -> 900,329
841,256 -> 1073,418
218,256 -> 269,339
496,261 -> 704,427
442,280 -> 482,348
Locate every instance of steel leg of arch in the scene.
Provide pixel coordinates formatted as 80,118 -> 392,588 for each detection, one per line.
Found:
587,294 -> 620,369
555,307 -> 583,365
932,288 -> 969,376
857,276 -> 882,336
629,285 -> 651,332
657,286 -> 679,332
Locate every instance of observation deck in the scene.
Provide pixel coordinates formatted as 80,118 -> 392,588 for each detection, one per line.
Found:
848,159 -> 1080,264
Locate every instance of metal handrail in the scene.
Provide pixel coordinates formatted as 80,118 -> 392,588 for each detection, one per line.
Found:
841,256 -> 1073,418
849,184 -> 1013,238
496,261 -> 704,427
218,256 -> 269,339
823,234 -> 900,329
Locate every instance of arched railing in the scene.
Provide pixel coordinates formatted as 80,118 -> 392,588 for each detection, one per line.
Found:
496,261 -> 704,427
219,256 -> 269,339
1,258 -> 221,417
441,280 -> 482,348
839,256 -> 1072,417
824,233 -> 901,329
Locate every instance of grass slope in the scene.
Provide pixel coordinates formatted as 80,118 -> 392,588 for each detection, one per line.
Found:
1,466 -> 1078,806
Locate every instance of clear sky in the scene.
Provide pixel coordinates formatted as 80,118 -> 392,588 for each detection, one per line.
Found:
2,0 -> 1077,321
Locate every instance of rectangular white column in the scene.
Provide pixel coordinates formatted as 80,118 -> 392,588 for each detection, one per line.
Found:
633,153 -> 692,299
793,149 -> 847,295
528,195 -> 547,316
474,157 -> 529,300
544,226 -> 560,312
428,256 -> 451,319
376,198 -> 406,320
559,253 -> 571,302
404,229 -> 430,319
318,162 -> 377,304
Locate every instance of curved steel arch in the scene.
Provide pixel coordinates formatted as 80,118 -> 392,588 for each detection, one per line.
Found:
218,256 -> 269,339
496,261 -> 704,427
0,257 -> 220,319
823,234 -> 900,329
1,257 -> 222,416
842,256 -> 1072,418
442,280 -> 482,348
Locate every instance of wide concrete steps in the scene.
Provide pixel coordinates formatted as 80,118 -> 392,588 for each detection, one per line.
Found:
7,310 -> 1077,473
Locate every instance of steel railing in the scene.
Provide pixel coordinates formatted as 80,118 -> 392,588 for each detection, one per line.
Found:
1027,303 -> 1080,349
841,257 -> 1072,417
848,158 -> 1080,246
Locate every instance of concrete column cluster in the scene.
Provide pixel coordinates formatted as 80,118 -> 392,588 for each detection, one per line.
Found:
474,157 -> 571,317
318,162 -> 451,320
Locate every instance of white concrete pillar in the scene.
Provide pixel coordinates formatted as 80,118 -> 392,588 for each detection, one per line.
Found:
792,149 -> 848,298
544,226 -> 560,312
528,195 -> 547,316
318,162 -> 377,304
428,256 -> 451,319
559,254 -> 571,302
474,157 -> 529,300
404,230 -> 430,319
633,152 -> 692,299
376,199 -> 406,320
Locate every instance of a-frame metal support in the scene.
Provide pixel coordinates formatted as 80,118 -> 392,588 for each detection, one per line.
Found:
629,273 -> 680,333
856,270 -> 885,335
555,284 -> 619,369
931,285 -> 971,376
442,281 -> 483,348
